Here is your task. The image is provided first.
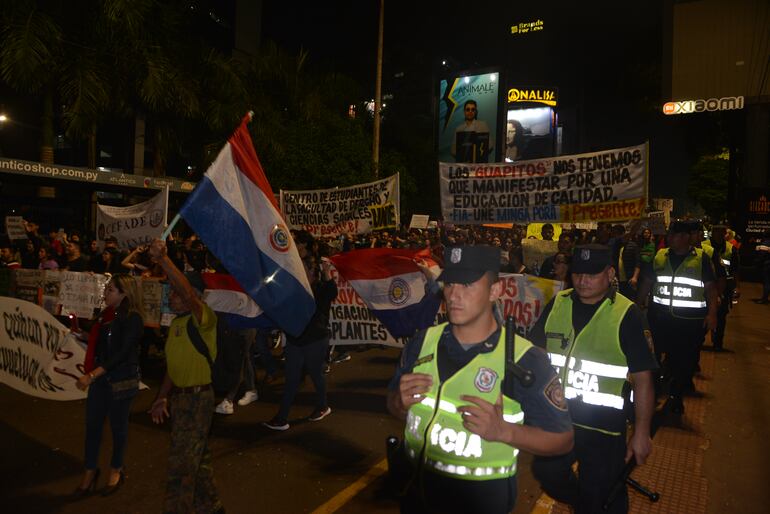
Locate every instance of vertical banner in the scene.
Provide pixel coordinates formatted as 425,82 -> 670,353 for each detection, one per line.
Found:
439,143 -> 648,224
0,297 -> 86,400
738,188 -> 770,236
438,72 -> 500,163
96,190 -> 168,250
280,174 -> 400,237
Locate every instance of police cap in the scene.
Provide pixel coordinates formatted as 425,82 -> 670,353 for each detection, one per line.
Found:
438,245 -> 500,284
571,244 -> 612,274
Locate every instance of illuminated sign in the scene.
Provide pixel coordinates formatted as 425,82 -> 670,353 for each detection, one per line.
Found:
507,88 -> 557,107
662,96 -> 744,115
749,195 -> 769,215
511,19 -> 544,35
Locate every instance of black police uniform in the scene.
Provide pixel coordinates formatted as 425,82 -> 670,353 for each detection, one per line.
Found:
641,242 -> 716,407
388,325 -> 572,514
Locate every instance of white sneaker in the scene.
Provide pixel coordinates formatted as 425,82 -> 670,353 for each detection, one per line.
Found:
237,390 -> 258,406
215,399 -> 234,415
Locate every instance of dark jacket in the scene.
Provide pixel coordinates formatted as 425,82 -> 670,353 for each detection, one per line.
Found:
287,279 -> 338,346
94,309 -> 144,381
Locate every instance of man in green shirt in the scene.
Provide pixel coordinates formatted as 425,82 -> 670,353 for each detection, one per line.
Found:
148,239 -> 223,514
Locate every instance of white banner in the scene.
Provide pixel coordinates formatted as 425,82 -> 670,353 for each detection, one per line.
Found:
280,174 -> 400,237
439,143 -> 648,224
14,270 -> 108,319
5,216 -> 27,241
0,297 -> 86,400
327,267 -> 562,347
96,190 -> 168,250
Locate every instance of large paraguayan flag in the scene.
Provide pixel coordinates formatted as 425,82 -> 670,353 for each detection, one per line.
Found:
180,115 -> 315,337
330,248 -> 442,338
201,273 -> 274,330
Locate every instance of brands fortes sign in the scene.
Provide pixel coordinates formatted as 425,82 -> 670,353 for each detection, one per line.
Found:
663,96 -> 744,115
507,88 -> 557,107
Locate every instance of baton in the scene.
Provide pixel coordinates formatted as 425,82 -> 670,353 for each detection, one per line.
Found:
602,409 -> 662,509
504,316 -> 535,388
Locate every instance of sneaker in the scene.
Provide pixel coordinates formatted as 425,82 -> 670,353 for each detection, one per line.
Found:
215,399 -> 234,415
332,352 -> 351,364
308,406 -> 332,422
263,417 -> 289,431
237,390 -> 258,406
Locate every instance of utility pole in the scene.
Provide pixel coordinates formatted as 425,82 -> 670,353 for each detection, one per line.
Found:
372,0 -> 384,177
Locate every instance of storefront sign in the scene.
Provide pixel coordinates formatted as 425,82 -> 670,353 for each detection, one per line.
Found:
511,19 -> 544,35
662,96 -> 744,115
508,88 -> 557,107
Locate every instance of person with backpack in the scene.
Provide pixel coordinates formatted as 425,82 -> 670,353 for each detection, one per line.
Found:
146,239 -> 224,514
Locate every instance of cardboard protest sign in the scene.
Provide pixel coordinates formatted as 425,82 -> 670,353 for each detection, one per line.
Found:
521,239 -> 558,276
280,174 -> 400,237
439,143 -> 648,224
497,273 -> 564,336
96,189 -> 168,250
0,296 -> 86,400
409,215 -> 430,229
56,271 -> 108,319
4,216 -> 27,241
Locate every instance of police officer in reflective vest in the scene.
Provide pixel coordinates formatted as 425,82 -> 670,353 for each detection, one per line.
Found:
636,220 -> 718,413
387,245 -> 574,514
528,244 -> 657,514
701,224 -> 740,351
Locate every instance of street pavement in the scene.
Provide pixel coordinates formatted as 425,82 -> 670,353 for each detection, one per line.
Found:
1,283 -> 768,514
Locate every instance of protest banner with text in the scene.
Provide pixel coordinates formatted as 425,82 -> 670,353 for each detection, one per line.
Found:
280,174 -> 400,237
440,143 -> 648,224
327,266 -> 561,347
0,297 -> 86,400
96,189 -> 168,250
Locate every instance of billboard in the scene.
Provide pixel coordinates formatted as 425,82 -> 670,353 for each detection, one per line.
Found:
505,107 -> 554,162
437,72 -> 500,163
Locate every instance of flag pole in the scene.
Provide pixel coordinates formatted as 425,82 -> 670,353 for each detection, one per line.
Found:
161,213 -> 181,240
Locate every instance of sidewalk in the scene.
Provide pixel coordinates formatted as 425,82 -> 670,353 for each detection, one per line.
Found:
535,282 -> 770,514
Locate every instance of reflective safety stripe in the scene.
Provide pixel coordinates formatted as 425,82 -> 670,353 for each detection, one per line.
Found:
422,399 -> 525,423
655,275 -> 704,288
565,387 -> 625,409
549,353 -> 628,379
420,397 -> 457,414
503,412 -> 525,424
652,296 -> 707,308
426,458 -> 517,477
721,259 -> 731,266
579,360 -> 628,379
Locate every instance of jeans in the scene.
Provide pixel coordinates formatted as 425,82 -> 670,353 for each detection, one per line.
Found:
84,379 -> 135,470
277,338 -> 329,420
226,329 -> 257,402
255,329 -> 278,377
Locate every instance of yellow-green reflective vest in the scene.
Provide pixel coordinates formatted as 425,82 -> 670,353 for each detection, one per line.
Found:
702,240 -> 734,277
652,248 -> 707,319
544,290 -> 631,435
404,323 -> 528,481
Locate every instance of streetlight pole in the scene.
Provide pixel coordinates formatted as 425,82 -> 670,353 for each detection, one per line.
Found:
372,0 -> 384,178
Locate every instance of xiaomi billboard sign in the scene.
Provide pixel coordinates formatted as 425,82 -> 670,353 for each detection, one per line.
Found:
663,96 -> 744,115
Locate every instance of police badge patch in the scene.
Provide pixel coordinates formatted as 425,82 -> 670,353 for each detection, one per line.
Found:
543,376 -> 568,411
474,367 -> 498,393
450,247 -> 462,264
580,248 -> 590,261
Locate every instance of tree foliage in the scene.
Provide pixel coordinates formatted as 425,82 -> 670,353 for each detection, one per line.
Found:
687,148 -> 729,222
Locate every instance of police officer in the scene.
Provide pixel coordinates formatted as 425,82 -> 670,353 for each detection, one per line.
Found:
528,244 -> 657,514
636,220 -> 718,414
701,224 -> 740,351
387,245 -> 573,514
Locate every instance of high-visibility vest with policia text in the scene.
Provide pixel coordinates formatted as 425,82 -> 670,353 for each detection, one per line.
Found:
701,240 -> 734,278
544,290 -> 631,435
404,323 -> 528,481
651,248 -> 707,319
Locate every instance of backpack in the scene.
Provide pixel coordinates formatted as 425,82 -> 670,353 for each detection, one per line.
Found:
186,312 -> 244,394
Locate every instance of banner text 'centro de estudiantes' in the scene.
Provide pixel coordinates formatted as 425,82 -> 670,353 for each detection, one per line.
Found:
440,143 -> 648,224
280,174 -> 400,237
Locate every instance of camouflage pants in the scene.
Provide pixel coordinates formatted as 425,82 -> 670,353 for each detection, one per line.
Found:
164,388 -> 222,514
